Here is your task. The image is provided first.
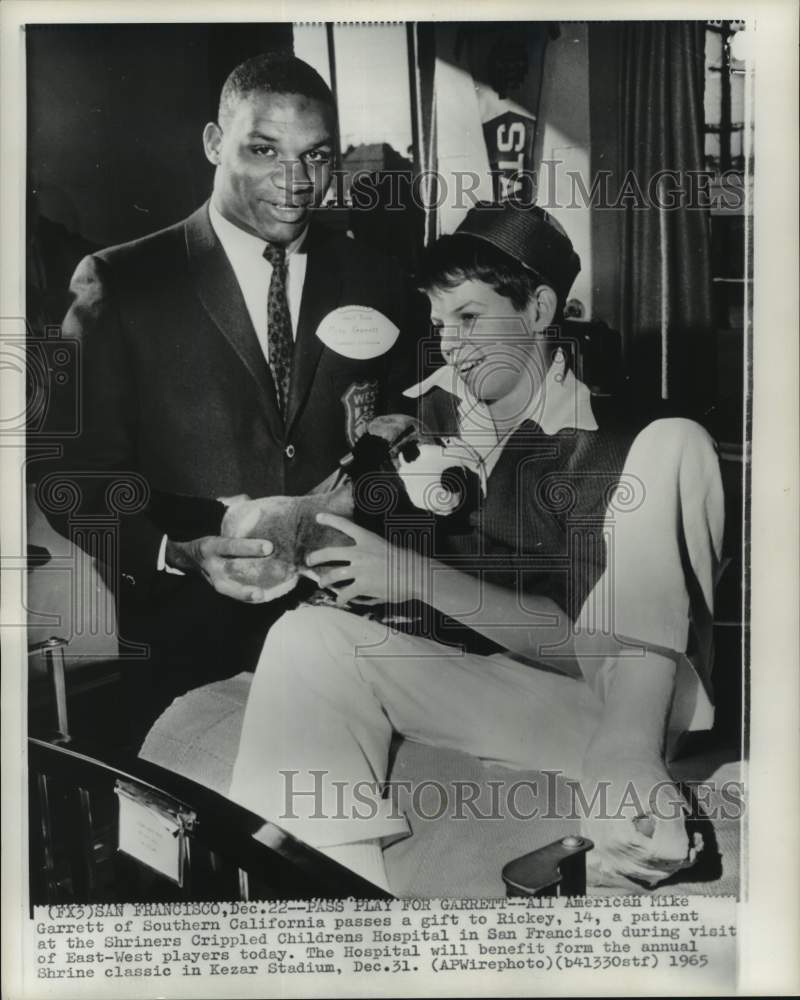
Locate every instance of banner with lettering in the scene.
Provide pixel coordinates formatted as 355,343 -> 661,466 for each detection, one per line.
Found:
424,23 -> 553,234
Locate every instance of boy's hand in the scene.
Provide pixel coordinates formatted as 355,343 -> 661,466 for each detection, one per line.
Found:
307,513 -> 425,606
578,752 -> 702,889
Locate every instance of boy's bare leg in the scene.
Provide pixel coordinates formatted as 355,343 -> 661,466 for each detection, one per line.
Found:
575,418 -> 724,886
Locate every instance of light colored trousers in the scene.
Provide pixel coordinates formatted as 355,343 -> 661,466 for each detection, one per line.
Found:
228,419 -> 725,890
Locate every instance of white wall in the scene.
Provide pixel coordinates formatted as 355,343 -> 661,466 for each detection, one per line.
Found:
295,23 -> 414,156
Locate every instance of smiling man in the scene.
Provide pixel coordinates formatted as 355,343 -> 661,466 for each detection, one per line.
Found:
206,64 -> 335,243
49,53 -> 423,740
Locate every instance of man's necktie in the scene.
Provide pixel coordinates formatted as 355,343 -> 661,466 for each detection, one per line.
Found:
263,243 -> 293,416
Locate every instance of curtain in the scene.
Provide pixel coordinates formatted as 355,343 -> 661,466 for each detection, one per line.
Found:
618,22 -> 714,415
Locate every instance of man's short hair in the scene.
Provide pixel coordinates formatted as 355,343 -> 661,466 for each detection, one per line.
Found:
218,52 -> 336,126
417,235 -> 557,313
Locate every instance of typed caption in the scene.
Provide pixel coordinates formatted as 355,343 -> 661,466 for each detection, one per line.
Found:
28,894 -> 738,996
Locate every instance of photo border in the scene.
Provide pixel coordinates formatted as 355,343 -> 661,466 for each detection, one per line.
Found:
2,1 -> 797,996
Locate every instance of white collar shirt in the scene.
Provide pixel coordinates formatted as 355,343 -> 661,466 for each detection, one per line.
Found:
403,350 -> 599,488
209,201 -> 309,361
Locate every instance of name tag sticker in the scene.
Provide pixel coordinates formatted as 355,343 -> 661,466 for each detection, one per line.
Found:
316,306 -> 399,360
115,780 -> 193,886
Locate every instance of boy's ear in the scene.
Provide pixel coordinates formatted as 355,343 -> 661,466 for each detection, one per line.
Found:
526,285 -> 558,332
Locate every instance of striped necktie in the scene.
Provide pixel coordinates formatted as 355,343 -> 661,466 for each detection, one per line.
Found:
263,243 -> 293,416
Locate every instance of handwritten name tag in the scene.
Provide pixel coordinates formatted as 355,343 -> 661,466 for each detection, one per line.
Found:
316,306 -> 399,360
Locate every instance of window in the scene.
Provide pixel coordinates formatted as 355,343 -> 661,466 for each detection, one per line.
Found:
704,21 -> 750,337
704,20 -> 747,174
703,20 -> 751,448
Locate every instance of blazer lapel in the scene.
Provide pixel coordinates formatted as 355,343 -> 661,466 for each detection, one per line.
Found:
285,222 -> 343,433
184,204 -> 283,441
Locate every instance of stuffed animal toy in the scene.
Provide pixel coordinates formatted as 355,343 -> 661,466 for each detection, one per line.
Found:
220,414 -> 484,602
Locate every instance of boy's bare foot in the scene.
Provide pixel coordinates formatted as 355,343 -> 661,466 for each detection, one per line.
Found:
579,751 -> 703,888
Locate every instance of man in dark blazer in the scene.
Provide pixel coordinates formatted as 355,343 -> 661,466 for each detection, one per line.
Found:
47,53 -> 424,740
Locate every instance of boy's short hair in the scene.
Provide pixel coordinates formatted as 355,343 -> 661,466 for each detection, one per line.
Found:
218,52 -> 335,126
417,202 -> 580,312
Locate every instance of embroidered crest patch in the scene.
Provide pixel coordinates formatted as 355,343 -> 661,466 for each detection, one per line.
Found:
342,380 -> 379,447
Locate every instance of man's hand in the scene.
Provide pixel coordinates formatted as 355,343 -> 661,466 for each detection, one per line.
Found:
578,751 -> 702,889
306,513 -> 425,606
165,536 -> 275,603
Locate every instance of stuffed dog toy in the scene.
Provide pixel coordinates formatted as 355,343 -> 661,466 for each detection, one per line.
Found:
220,414 -> 484,602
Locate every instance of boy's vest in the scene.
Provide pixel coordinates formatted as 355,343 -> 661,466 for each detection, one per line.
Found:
405,387 -> 640,654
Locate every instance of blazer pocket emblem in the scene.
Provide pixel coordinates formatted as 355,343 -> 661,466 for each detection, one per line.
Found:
342,380 -> 379,447
316,305 -> 399,360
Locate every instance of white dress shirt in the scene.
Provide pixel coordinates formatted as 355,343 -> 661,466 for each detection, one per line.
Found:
208,201 -> 309,352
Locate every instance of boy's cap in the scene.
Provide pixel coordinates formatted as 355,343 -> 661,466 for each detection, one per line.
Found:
455,201 -> 581,300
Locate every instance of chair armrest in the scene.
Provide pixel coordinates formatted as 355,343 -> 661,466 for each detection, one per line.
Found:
502,835 -> 594,897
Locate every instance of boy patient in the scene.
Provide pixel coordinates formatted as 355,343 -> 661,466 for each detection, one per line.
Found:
229,201 -> 724,892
